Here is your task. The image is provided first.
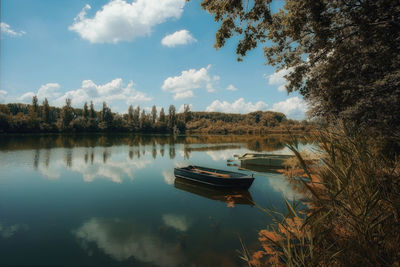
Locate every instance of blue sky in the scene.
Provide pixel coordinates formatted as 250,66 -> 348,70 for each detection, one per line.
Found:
0,0 -> 307,119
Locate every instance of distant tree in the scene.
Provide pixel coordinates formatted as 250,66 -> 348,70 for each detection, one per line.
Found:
112,114 -> 125,131
29,95 -> 39,119
42,98 -> 50,123
140,109 -> 148,129
0,105 -> 10,115
60,98 -> 74,129
159,107 -> 166,123
70,117 -> 86,131
83,102 -> 89,119
128,105 -> 134,123
101,102 -> 113,124
183,104 -> 192,123
133,106 -> 140,127
151,105 -> 157,124
89,101 -> 96,119
0,105 -> 10,132
168,105 -> 176,129
98,102 -> 113,131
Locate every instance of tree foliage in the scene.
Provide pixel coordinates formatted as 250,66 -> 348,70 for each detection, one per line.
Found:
201,0 -> 400,137
59,98 -> 74,130
159,107 -> 166,122
42,98 -> 50,123
83,102 -> 89,119
0,99 -> 310,134
183,104 -> 192,123
168,105 -> 176,128
29,95 -> 39,119
151,105 -> 157,124
89,101 -> 96,119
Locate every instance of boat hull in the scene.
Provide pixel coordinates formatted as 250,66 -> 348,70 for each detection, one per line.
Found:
238,153 -> 293,167
174,166 -> 254,189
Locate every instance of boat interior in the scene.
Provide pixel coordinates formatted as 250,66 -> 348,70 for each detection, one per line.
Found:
182,165 -> 250,179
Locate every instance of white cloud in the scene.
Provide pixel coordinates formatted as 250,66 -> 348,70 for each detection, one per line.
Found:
205,83 -> 215,93
54,79 -> 152,110
19,92 -> 35,103
206,98 -> 268,114
74,4 -> 91,22
0,22 -> 26,37
174,90 -> 194,100
266,68 -> 293,92
18,79 -> 151,112
271,96 -> 308,120
0,90 -> 7,104
69,0 -> 186,43
161,65 -> 216,99
226,84 -> 237,91
177,103 -> 192,113
37,83 -> 62,100
161,29 -> 196,47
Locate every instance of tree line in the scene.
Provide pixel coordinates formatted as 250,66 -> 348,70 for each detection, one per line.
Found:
0,96 -> 312,134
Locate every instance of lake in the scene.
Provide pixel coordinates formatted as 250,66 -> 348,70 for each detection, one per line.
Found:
0,134 -> 308,266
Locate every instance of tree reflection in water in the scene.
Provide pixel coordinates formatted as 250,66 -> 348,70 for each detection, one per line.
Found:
1,134 -> 310,154
3,134 -> 312,185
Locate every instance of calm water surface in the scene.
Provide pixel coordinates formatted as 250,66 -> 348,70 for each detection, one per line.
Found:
0,134 -> 308,266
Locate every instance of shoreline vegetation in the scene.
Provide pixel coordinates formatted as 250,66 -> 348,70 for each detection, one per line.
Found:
0,98 -> 314,135
197,0 -> 400,265
245,127 -> 400,266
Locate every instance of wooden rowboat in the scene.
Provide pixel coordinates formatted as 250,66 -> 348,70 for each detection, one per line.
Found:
238,153 -> 293,167
174,165 -> 255,189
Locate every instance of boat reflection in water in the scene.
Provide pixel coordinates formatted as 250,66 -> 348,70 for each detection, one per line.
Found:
240,162 -> 283,174
227,161 -> 285,174
174,177 -> 254,208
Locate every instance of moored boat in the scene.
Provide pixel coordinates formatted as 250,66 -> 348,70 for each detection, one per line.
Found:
174,165 -> 254,189
238,153 -> 293,167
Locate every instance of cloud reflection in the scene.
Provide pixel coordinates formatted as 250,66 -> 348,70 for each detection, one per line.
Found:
268,175 -> 304,200
72,160 -> 150,183
74,218 -> 183,266
162,171 -> 175,185
162,214 -> 190,232
35,147 -> 151,183
0,223 -> 28,238
206,149 -> 247,161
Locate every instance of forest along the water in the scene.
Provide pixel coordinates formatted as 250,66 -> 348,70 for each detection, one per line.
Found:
0,99 -> 313,134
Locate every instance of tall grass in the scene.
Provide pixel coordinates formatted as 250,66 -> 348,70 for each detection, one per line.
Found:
246,125 -> 400,266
